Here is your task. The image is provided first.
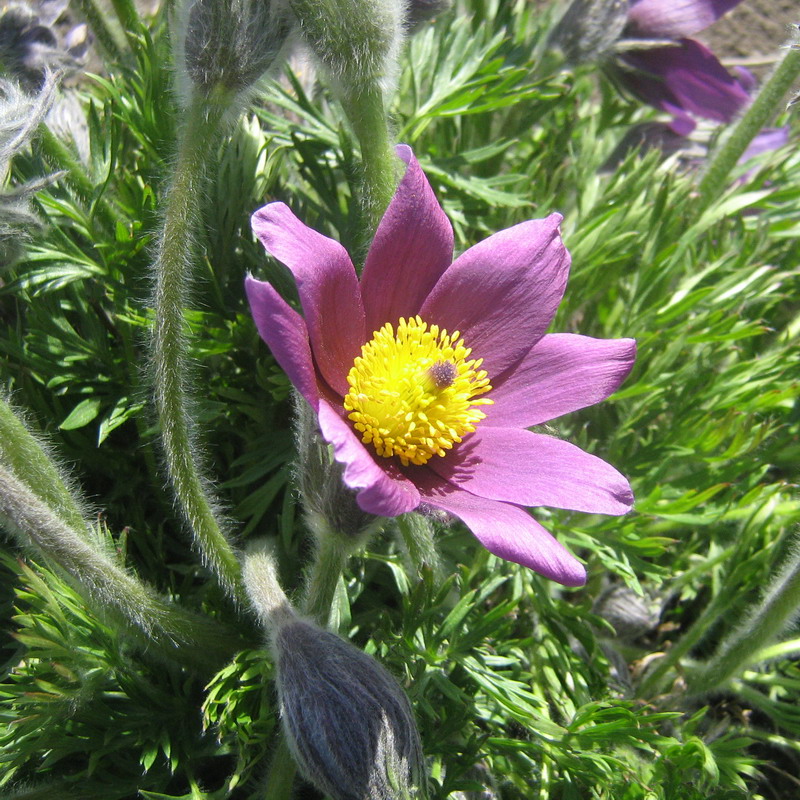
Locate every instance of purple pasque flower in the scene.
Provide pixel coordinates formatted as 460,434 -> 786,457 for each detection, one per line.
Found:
245,146 -> 635,587
616,0 -> 749,126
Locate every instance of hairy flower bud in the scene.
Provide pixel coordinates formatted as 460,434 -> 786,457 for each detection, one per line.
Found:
274,618 -> 426,800
173,0 -> 293,103
288,0 -> 404,95
594,584 -> 661,642
548,0 -> 628,65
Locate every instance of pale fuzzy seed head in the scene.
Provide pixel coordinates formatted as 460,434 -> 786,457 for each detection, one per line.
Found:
274,618 -> 426,800
1,72 -> 62,263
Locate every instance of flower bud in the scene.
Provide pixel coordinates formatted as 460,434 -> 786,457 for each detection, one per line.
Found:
173,0 -> 293,103
288,0 -> 404,95
594,584 -> 660,642
274,618 -> 426,800
548,0 -> 629,66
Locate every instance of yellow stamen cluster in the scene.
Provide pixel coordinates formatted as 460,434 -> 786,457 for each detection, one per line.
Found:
344,316 -> 493,466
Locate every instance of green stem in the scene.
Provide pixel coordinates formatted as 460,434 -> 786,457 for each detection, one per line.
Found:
302,526 -> 355,625
685,550 -> 800,696
340,86 -> 399,244
0,397 -> 88,536
696,36 -> 800,214
108,0 -> 142,49
0,464 -> 243,669
151,89 -> 244,599
397,513 -> 442,579
262,734 -> 298,800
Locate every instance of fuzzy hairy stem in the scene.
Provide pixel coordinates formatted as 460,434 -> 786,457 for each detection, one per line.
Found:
696,33 -> 800,213
397,513 -> 442,579
0,464 -> 243,668
288,0 -> 402,243
242,539 -> 296,629
151,91 -> 244,599
340,86 -> 399,241
685,548 -> 800,697
0,397 -> 88,535
302,528 -> 356,627
263,733 -> 298,800
243,541 -> 299,800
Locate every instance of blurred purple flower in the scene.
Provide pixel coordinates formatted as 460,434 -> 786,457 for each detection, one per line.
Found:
736,125 -> 791,182
246,146 -> 635,586
615,0 -> 749,126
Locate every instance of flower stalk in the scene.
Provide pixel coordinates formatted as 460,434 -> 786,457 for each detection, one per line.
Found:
339,85 -> 399,238
302,523 -> 361,627
150,88 -> 243,599
287,0 -> 403,238
697,31 -> 800,213
0,463 -> 243,668
0,397 -> 88,536
685,548 -> 800,697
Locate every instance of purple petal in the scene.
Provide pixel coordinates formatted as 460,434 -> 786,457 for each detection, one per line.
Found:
740,126 -> 790,163
620,39 -> 749,123
627,0 -> 743,38
429,428 -> 633,515
317,400 -> 421,517
245,276 -> 320,410
419,214 -> 570,377
668,112 -> 696,136
251,203 -> 365,396
736,126 -> 790,184
414,471 -> 586,585
360,145 -> 454,337
733,65 -> 757,94
486,334 -> 636,428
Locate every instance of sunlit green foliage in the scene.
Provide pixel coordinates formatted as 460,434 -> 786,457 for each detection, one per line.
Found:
2,0 -> 799,797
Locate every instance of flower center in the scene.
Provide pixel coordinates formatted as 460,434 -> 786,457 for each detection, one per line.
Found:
344,316 -> 493,467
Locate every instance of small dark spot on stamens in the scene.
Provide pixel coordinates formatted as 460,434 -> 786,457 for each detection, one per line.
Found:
428,360 -> 458,389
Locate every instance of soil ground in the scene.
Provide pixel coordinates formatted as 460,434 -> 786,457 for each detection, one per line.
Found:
700,0 -> 798,61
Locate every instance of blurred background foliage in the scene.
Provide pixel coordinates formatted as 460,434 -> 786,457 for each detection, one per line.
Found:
1,0 -> 799,797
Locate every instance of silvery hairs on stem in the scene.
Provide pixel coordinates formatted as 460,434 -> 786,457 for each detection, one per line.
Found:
243,541 -> 427,800
293,392 -> 384,540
